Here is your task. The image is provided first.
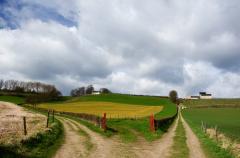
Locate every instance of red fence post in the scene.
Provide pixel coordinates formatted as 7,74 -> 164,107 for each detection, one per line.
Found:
101,113 -> 107,131
150,114 -> 155,132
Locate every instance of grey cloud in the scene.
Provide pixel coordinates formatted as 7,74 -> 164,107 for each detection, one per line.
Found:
1,0 -> 240,96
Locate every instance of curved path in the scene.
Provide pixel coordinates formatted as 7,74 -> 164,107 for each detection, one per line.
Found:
54,118 -> 88,158
54,116 -> 129,158
181,113 -> 206,158
55,112 -> 205,158
131,116 -> 179,158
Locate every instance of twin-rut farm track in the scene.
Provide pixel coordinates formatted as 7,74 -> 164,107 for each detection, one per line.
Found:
0,102 -> 206,158
54,113 -> 206,158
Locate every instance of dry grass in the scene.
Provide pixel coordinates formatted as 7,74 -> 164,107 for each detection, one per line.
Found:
0,102 -> 47,145
39,101 -> 163,118
207,128 -> 240,158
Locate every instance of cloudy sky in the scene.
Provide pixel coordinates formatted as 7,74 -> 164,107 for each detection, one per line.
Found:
0,0 -> 240,97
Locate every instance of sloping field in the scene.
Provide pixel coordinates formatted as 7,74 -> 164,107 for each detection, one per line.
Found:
39,101 -> 163,118
40,94 -> 177,142
46,93 -> 177,119
44,94 -> 177,119
0,96 -> 25,105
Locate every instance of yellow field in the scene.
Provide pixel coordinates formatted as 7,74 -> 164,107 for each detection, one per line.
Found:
39,101 -> 163,118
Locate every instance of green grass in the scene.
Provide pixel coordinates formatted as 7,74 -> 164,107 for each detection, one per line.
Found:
0,95 -> 25,104
35,94 -> 177,143
42,94 -> 177,142
182,114 -> 234,158
182,108 -> 240,142
170,116 -> 189,158
182,108 -> 237,158
183,99 -> 240,108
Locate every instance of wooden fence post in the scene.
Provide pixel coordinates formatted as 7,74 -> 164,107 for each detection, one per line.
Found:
215,125 -> 218,141
52,110 -> 55,122
46,110 -> 50,128
201,121 -> 204,131
101,113 -> 107,131
23,116 -> 27,135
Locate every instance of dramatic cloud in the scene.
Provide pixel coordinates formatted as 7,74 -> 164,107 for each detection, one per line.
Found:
0,0 -> 240,97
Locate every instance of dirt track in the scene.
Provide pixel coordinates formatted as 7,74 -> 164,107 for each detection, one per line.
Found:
54,117 -> 130,158
131,116 -> 179,158
181,113 -> 206,158
55,115 -> 179,158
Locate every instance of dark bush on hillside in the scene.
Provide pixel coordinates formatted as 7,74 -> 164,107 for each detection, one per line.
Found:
70,87 -> 85,97
169,90 -> 178,104
86,85 -> 94,94
100,88 -> 111,94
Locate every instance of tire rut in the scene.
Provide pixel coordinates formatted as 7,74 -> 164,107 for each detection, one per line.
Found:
181,113 -> 206,158
131,116 -> 179,158
57,117 -> 131,158
54,118 -> 88,158
55,115 -> 180,158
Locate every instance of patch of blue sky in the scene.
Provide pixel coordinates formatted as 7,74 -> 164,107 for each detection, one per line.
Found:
0,0 -> 78,29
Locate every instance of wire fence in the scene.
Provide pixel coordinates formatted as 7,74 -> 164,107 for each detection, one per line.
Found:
0,115 -> 47,144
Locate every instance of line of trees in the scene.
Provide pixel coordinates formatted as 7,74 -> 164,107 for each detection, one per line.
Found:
0,79 -> 62,105
0,79 -> 61,94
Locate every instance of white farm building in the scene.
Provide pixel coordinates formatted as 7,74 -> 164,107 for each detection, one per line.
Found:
186,92 -> 213,100
199,92 -> 212,99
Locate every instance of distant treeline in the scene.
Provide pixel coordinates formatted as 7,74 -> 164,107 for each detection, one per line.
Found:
0,79 -> 61,94
0,79 -> 62,104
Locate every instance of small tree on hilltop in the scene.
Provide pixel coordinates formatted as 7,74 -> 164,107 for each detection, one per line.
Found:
100,88 -> 111,94
169,90 -> 178,104
86,85 -> 94,94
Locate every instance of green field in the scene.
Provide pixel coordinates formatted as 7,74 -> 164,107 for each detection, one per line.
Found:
1,94 -> 177,142
42,94 -> 177,119
183,99 -> 240,108
0,96 -> 25,104
183,108 -> 240,142
42,94 -> 177,142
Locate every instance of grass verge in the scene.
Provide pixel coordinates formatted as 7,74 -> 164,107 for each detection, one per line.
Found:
0,95 -> 25,104
170,116 -> 189,158
182,112 -> 234,158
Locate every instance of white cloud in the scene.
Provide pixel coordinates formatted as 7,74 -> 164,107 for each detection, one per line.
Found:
0,0 -> 240,97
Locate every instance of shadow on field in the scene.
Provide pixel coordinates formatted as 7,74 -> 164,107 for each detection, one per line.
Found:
0,145 -> 27,158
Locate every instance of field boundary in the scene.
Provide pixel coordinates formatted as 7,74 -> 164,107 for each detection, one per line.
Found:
154,106 -> 178,130
29,106 -> 102,127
